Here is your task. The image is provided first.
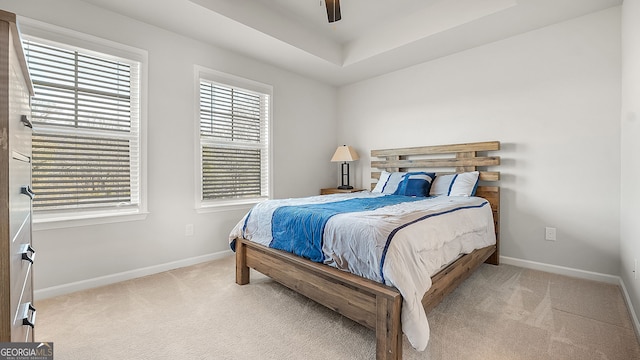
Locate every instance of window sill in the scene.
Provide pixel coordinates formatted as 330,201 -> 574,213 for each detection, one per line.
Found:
33,210 -> 149,231
196,198 -> 264,214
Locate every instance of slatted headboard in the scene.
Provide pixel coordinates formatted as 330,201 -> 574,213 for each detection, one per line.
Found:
370,141 -> 501,264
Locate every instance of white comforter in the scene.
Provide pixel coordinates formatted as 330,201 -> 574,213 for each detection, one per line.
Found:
229,192 -> 496,351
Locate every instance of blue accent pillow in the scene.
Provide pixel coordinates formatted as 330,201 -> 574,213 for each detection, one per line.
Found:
395,172 -> 436,197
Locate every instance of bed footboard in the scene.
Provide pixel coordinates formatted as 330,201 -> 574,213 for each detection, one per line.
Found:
235,237 -> 403,360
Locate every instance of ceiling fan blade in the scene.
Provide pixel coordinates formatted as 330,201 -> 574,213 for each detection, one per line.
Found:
325,0 -> 341,23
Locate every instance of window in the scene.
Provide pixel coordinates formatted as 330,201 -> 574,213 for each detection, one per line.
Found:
22,31 -> 146,225
197,67 -> 271,208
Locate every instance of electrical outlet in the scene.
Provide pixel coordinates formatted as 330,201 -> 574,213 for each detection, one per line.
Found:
545,227 -> 556,241
185,224 -> 194,236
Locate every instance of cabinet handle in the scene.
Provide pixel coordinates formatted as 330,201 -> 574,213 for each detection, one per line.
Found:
20,115 -> 33,129
20,186 -> 35,200
22,302 -> 36,328
20,244 -> 36,264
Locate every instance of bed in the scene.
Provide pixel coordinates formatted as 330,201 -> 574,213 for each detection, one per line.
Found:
230,141 -> 500,360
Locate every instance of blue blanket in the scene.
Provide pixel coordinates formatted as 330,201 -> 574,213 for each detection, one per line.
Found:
270,195 -> 423,262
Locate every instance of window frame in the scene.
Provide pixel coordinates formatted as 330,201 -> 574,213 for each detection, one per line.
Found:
20,17 -> 149,230
194,66 -> 273,212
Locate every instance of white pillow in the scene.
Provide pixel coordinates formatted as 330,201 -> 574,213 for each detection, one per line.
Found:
429,171 -> 480,197
372,171 -> 406,194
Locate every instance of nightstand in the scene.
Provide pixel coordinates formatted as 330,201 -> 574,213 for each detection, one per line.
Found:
320,188 -> 365,195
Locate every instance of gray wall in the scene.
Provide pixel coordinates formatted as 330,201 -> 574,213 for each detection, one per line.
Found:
621,0 -> 640,329
338,8 -> 621,276
0,0 -> 338,293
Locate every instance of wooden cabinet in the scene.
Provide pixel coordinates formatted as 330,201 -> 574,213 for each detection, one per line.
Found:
0,10 -> 35,342
320,188 -> 365,195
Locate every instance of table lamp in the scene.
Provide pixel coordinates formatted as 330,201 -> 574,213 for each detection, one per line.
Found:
331,145 -> 359,189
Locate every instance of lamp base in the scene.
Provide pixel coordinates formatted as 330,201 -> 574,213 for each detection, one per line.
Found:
337,185 -> 354,190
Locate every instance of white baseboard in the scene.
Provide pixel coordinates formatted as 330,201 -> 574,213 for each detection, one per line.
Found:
619,278 -> 640,340
34,250 -> 234,300
500,256 -> 620,284
501,255 -> 640,342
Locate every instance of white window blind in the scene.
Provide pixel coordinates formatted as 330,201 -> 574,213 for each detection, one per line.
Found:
23,39 -> 141,211
199,79 -> 270,202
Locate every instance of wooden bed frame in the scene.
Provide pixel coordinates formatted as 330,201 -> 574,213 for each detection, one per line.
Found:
235,141 -> 500,360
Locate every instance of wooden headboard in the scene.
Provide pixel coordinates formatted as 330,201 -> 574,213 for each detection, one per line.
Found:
370,141 -> 501,264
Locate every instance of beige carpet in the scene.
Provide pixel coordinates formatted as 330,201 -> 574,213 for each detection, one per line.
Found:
35,256 -> 640,360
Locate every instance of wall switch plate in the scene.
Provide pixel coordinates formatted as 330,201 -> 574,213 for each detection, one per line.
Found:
185,224 -> 194,236
545,227 -> 556,241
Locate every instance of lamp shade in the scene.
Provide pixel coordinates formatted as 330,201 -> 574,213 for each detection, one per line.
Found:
331,145 -> 359,162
